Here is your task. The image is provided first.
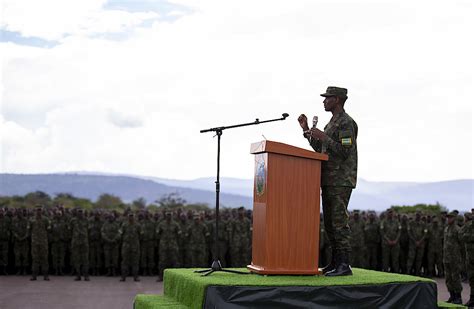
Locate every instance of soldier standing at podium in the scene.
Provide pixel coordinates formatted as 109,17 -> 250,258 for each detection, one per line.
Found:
298,86 -> 358,276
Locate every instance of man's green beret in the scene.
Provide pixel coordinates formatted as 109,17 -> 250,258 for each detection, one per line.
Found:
447,211 -> 457,217
321,86 -> 348,98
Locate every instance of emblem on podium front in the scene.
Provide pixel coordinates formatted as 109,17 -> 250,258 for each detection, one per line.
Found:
255,156 -> 266,196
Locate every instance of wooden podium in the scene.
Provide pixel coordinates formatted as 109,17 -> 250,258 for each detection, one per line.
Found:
247,140 -> 328,275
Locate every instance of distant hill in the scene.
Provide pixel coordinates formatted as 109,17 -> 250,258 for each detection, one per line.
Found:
0,173 -> 472,211
0,173 -> 251,208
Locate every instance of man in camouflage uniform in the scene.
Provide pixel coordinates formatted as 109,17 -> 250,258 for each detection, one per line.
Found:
28,205 -> 51,280
461,212 -> 474,307
140,211 -> 156,276
185,214 -> 210,267
156,211 -> 181,282
230,207 -> 252,267
0,208 -> 11,275
120,213 -> 141,282
89,211 -> 103,276
444,211 -> 463,304
101,213 -> 121,276
12,208 -> 29,275
427,217 -> 444,277
299,86 -> 358,276
177,212 -> 189,267
399,214 -> 409,274
407,211 -> 428,275
349,210 -> 365,268
70,208 -> 90,281
380,209 -> 401,273
364,211 -> 380,270
50,210 -> 68,275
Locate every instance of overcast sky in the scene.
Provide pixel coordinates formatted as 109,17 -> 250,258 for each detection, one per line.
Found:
1,0 -> 473,182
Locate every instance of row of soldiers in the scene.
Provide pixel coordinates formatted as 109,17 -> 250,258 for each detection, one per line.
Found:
322,208 -> 474,306
0,205 -> 252,282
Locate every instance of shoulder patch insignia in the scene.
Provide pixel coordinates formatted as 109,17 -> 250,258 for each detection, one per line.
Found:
341,137 -> 352,146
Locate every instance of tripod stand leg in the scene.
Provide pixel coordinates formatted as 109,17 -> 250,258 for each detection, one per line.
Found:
194,269 -> 212,273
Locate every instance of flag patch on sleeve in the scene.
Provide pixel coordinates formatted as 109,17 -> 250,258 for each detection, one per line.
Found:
341,137 -> 352,146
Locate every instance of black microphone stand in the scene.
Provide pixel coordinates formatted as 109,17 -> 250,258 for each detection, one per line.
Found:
195,113 -> 289,276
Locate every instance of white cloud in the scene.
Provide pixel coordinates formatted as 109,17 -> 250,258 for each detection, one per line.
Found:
1,0 -> 159,40
1,0 -> 473,182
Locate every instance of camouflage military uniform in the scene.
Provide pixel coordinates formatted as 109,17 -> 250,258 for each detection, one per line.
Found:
460,216 -> 474,304
444,216 -> 463,299
399,216 -> 409,274
407,216 -> 428,275
364,216 -> 380,270
120,219 -> 141,280
177,216 -> 189,267
185,217 -> 210,267
139,216 -> 156,274
50,214 -> 68,275
70,215 -> 90,279
101,217 -> 121,275
89,216 -> 103,275
0,211 -> 11,273
380,215 -> 401,273
349,213 -> 365,268
156,217 -> 181,280
427,220 -> 444,277
28,213 -> 51,279
12,212 -> 29,274
309,107 -> 358,260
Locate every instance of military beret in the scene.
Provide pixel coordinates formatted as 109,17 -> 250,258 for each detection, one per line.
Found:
464,213 -> 472,220
447,211 -> 457,217
320,86 -> 348,98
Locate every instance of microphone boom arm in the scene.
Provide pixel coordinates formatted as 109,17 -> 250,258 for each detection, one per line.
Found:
200,113 -> 289,133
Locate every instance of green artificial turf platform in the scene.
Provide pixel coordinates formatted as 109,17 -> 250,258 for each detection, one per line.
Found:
437,302 -> 467,308
135,268 -> 438,308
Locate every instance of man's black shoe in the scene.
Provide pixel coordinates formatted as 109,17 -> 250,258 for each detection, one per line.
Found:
325,263 -> 353,277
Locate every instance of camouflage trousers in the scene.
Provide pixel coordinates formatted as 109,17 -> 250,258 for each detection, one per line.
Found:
158,243 -> 180,277
321,186 -> 352,254
103,242 -> 119,268
72,242 -> 89,275
187,245 -> 207,268
50,241 -> 66,270
366,243 -> 378,270
0,240 -> 8,266
382,243 -> 400,273
31,242 -> 49,276
444,263 -> 462,293
14,240 -> 29,267
230,240 -> 250,267
350,240 -> 366,268
140,241 -> 155,269
407,241 -> 425,275
89,240 -> 103,270
427,248 -> 443,276
399,241 -> 409,274
121,244 -> 140,277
